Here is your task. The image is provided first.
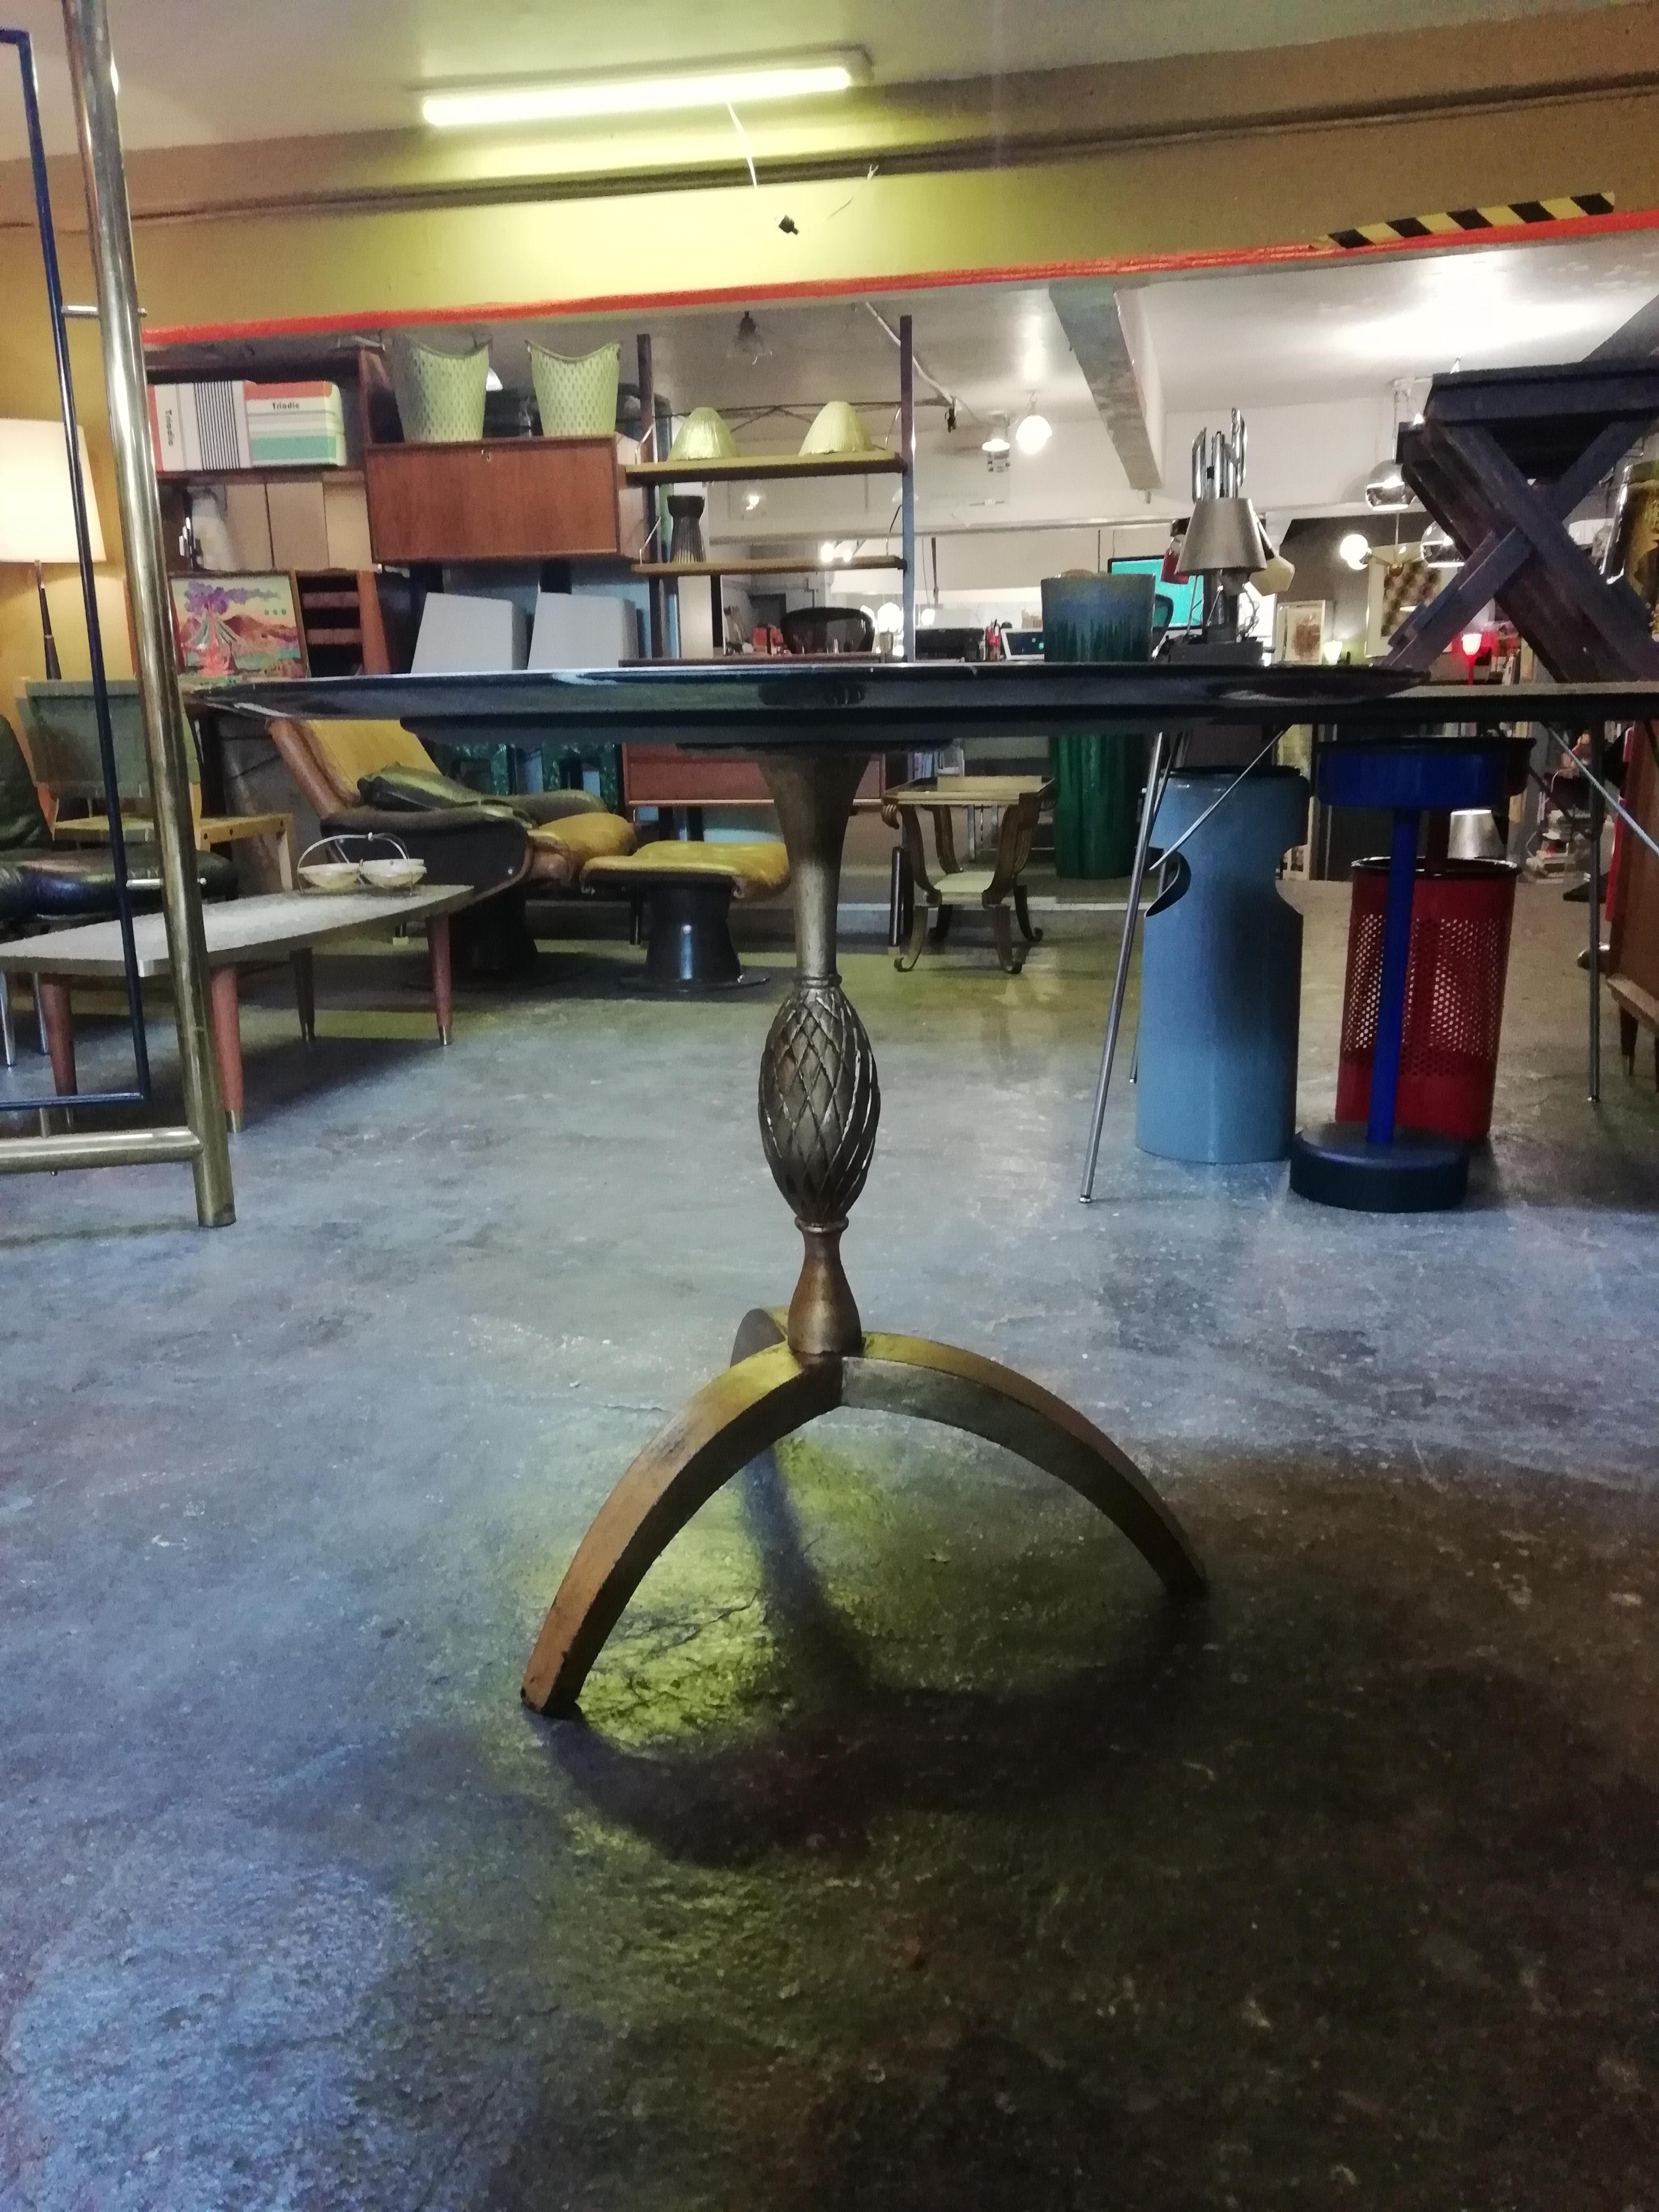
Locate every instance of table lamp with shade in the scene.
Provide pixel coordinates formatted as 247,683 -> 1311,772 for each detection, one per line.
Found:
0,416 -> 105,680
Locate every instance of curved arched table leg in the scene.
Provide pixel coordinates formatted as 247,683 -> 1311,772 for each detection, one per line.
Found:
842,1330 -> 1205,1601
731,1305 -> 786,1364
522,1339 -> 839,1715
523,1310 -> 1205,1716
735,1310 -> 1199,1594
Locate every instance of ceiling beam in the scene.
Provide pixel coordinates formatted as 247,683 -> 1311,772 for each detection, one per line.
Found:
1050,280 -> 1164,495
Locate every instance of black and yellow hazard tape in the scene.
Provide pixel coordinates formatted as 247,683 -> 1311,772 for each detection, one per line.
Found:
1325,192 -> 1614,250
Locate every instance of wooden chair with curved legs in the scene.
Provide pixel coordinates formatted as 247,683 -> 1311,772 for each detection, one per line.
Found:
883,775 -> 1050,974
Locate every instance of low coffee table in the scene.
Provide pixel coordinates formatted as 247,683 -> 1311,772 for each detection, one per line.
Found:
0,883 -> 469,1130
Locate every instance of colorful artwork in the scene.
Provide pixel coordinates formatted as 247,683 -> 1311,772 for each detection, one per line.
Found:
1277,599 -> 1328,666
171,572 -> 306,678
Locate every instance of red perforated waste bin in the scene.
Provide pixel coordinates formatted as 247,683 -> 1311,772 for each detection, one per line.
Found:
1335,858 -> 1519,1143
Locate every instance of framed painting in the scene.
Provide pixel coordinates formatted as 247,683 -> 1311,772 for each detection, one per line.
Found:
171,571 -> 307,678
1275,598 -> 1328,666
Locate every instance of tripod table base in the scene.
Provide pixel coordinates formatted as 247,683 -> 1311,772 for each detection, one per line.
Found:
521,1308 -> 1206,1717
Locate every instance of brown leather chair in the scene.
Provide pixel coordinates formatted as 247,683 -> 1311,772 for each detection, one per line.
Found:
264,717 -> 635,974
266,717 -> 634,887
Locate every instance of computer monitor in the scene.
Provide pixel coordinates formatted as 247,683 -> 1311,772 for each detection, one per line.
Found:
1108,556 -> 1202,632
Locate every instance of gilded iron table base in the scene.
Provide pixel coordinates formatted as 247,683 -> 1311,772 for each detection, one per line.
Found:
521,1308 -> 1206,1716
521,749 -> 1205,1719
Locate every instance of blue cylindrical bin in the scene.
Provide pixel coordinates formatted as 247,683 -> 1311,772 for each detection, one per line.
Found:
1135,767 -> 1310,1163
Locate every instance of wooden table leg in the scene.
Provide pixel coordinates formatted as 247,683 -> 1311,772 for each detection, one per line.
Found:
991,902 -> 1026,975
37,978 -> 76,1096
208,965 -> 245,1133
429,912 -> 453,1045
291,948 -> 315,1043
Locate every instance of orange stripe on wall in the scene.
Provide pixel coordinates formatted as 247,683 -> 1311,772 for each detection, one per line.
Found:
140,202 -> 1659,350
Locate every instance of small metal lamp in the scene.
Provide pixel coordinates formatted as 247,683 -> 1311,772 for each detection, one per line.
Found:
1176,410 -> 1273,635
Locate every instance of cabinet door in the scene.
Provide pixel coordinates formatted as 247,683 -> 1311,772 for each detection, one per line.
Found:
365,439 -> 623,560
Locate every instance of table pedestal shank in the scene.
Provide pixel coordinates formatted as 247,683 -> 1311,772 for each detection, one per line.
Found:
522,751 -> 1205,1716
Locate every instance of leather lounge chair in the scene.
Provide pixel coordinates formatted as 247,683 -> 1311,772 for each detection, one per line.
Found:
263,716 -> 635,975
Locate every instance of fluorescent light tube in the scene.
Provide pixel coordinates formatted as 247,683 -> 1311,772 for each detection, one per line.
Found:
422,61 -> 859,130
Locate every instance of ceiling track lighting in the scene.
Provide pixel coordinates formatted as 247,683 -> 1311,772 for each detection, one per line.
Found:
421,53 -> 868,131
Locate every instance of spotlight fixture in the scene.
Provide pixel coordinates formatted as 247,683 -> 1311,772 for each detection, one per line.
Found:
1014,412 -> 1052,456
982,419 -> 1011,474
421,56 -> 866,130
1338,531 -> 1370,572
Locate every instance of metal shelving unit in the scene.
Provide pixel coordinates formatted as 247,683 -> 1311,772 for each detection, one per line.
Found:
630,317 -> 918,659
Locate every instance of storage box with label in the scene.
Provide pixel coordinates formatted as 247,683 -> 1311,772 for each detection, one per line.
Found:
243,383 -> 348,470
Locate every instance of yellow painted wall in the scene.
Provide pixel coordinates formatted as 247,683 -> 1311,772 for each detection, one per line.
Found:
4,5 -> 1659,714
0,223 -> 132,740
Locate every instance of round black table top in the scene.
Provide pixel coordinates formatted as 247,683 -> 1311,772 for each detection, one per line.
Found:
203,660 -> 1659,750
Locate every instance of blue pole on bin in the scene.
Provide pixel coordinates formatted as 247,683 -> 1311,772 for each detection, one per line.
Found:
1366,808 -> 1421,1147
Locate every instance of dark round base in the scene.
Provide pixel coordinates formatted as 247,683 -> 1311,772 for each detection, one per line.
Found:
624,965 -> 765,997
635,874 -> 756,995
1289,1121 -> 1470,1212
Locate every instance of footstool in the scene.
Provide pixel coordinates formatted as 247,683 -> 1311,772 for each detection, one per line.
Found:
582,840 -> 791,991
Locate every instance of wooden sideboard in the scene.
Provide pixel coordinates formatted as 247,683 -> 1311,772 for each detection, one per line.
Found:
363,436 -> 634,562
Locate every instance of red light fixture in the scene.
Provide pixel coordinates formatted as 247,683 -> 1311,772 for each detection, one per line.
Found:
1460,628 -> 1484,659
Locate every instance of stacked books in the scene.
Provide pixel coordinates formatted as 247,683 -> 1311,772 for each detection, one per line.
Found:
148,381 -> 348,473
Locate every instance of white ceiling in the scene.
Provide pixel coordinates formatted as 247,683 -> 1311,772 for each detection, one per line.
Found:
0,0 -> 1642,152
506,232 -> 1659,533
1144,233 -> 1659,408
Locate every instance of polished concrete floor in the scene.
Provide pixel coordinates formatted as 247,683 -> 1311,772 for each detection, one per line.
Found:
2,883 -> 1657,2210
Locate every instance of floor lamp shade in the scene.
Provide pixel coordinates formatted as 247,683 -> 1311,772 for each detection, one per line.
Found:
0,417 -> 106,565
0,418 -> 106,677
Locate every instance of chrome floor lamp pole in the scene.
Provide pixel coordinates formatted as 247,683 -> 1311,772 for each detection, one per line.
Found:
58,0 -> 233,1226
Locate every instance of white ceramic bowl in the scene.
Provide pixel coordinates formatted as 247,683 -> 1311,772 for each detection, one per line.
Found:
297,862 -> 363,893
358,858 -> 428,892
